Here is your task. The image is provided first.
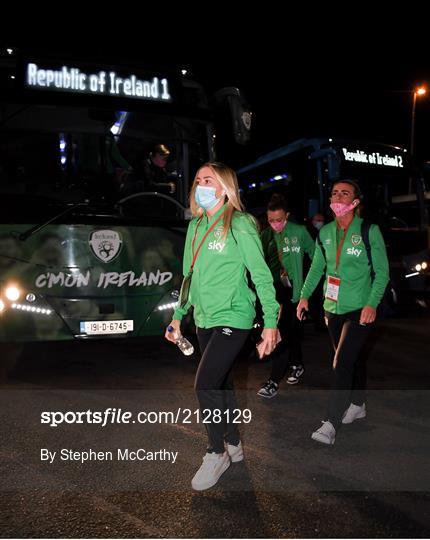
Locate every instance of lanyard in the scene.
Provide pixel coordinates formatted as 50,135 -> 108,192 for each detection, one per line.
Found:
335,224 -> 350,272
189,210 -> 226,272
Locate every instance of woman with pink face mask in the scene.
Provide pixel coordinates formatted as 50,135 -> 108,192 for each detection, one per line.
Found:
297,179 -> 389,446
257,194 -> 315,399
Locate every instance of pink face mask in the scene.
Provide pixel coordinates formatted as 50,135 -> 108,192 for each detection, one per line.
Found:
330,200 -> 359,217
270,220 -> 286,233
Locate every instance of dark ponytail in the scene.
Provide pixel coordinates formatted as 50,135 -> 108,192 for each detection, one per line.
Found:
267,193 -> 289,212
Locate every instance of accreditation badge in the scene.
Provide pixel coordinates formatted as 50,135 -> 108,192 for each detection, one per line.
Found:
326,275 -> 341,302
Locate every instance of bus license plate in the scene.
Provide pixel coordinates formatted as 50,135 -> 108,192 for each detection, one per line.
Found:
80,320 -> 134,335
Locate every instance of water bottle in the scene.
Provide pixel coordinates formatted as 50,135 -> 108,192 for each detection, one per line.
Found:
167,326 -> 194,356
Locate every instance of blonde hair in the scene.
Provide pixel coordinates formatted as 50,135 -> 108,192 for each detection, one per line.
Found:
189,162 -> 245,237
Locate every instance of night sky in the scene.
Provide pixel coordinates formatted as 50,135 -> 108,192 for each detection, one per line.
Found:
95,39 -> 430,169
7,32 -> 430,170
192,54 -> 430,168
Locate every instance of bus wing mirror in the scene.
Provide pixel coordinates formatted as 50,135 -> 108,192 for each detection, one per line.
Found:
309,148 -> 341,181
214,87 -> 252,145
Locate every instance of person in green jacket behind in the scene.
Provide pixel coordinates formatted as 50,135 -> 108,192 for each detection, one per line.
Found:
165,162 -> 280,491
297,179 -> 389,446
257,194 -> 315,399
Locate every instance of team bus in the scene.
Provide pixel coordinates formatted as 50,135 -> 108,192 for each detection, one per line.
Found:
0,48 -> 252,347
237,137 -> 430,306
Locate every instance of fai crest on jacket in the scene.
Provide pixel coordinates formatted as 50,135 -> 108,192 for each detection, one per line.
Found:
351,234 -> 362,246
89,230 -> 123,263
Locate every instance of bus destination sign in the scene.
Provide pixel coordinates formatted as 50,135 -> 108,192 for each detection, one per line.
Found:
342,147 -> 405,168
25,63 -> 172,102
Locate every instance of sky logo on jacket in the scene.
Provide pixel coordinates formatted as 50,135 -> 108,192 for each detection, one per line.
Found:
346,247 -> 362,257
208,241 -> 226,252
283,246 -> 301,254
208,227 -> 226,252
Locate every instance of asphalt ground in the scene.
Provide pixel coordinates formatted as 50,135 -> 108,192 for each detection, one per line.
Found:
0,316 -> 429,538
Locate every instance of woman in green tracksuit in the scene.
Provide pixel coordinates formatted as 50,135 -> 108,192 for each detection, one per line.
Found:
165,162 -> 280,491
297,179 -> 389,445
258,194 -> 314,399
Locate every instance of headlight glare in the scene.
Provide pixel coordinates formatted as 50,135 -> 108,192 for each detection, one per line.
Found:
5,286 -> 20,301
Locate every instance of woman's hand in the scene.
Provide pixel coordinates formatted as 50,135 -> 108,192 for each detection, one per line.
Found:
256,328 -> 281,359
296,298 -> 309,320
359,306 -> 376,325
165,319 -> 181,342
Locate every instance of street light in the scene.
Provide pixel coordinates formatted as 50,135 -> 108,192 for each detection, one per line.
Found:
410,86 -> 427,156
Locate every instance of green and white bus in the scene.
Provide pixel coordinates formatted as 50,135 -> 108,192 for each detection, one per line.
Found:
0,48 -> 251,345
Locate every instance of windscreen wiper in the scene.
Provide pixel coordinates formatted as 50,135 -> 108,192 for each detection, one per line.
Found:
18,199 -> 90,241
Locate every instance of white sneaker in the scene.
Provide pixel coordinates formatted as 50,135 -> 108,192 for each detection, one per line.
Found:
191,452 -> 230,491
225,441 -> 244,463
311,421 -> 336,445
342,403 -> 366,424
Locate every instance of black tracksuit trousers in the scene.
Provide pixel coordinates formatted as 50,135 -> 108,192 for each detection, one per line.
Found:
269,283 -> 303,384
195,326 -> 250,454
325,309 -> 373,429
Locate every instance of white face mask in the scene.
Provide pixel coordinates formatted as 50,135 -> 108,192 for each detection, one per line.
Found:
195,185 -> 223,210
312,220 -> 324,230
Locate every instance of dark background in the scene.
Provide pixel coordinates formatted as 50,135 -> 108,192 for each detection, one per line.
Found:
194,52 -> 430,169
5,28 -> 430,169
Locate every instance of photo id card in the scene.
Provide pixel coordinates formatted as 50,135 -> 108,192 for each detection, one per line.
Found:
326,275 -> 341,302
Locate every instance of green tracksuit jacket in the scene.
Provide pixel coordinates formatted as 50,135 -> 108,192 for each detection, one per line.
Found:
173,205 -> 279,329
261,222 -> 315,303
300,216 -> 389,314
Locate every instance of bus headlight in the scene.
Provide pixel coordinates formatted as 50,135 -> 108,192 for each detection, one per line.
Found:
5,285 -> 21,301
157,301 -> 179,311
414,261 -> 428,272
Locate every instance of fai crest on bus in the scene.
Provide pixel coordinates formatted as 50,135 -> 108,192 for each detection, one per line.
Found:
89,230 -> 123,263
